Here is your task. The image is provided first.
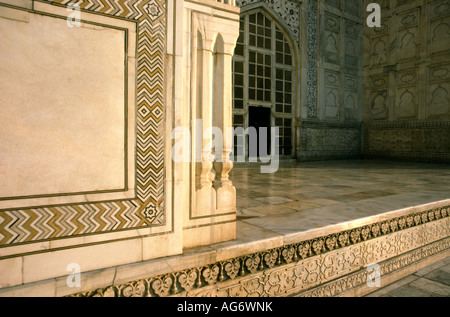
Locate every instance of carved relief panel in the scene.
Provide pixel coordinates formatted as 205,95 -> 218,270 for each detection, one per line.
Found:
365,0 -> 450,123
324,70 -> 340,120
344,74 -> 359,121
397,9 -> 420,62
369,74 -> 389,120
395,69 -> 418,120
429,0 -> 450,56
363,0 -> 450,160
369,19 -> 389,68
344,0 -> 361,17
321,1 -> 362,123
427,0 -> 450,120
324,13 -> 340,65
428,63 -> 450,118
344,19 -> 360,67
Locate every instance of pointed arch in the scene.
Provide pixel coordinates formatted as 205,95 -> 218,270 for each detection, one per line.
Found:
213,33 -> 225,54
231,5 -> 300,158
238,2 -> 300,68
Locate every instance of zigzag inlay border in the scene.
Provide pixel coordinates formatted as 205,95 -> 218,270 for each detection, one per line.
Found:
0,0 -> 166,246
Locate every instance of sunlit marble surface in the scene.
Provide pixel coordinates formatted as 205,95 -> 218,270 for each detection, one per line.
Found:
198,160 -> 450,256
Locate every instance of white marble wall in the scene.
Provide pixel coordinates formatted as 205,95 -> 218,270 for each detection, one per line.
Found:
0,7 -> 135,209
300,0 -> 364,160
0,0 -> 240,294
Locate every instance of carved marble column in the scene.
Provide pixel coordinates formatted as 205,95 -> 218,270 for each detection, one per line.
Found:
195,36 -> 216,217
183,1 -> 240,248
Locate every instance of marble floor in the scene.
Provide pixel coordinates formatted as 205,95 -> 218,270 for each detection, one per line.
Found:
181,159 -> 450,297
230,159 -> 450,241
187,159 -> 450,263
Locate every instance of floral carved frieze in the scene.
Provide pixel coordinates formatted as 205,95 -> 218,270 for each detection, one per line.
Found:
69,205 -> 450,297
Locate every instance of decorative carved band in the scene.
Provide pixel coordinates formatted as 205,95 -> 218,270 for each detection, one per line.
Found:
69,205 -> 450,297
363,121 -> 450,129
300,238 -> 450,297
301,120 -> 362,129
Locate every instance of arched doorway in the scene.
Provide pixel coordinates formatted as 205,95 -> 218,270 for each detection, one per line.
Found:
232,9 -> 296,160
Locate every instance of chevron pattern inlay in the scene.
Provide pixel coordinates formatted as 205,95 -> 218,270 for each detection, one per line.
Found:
0,0 -> 166,246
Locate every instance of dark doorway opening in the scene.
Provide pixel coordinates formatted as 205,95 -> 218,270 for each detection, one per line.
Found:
248,106 -> 271,158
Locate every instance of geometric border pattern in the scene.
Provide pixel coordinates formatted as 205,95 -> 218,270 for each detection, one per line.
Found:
306,0 -> 318,118
68,205 -> 449,297
0,0 -> 166,246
